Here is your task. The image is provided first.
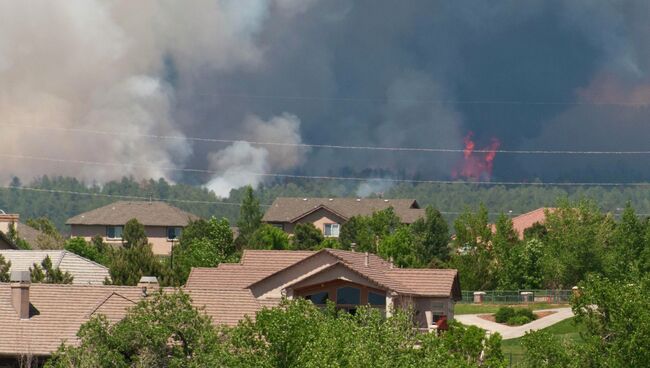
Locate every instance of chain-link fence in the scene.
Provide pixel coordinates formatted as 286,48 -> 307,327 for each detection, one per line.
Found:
459,289 -> 573,304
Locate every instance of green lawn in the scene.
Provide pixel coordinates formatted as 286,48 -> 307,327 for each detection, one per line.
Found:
501,317 -> 585,365
454,303 -> 570,315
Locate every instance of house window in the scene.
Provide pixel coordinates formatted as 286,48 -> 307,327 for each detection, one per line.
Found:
305,291 -> 329,305
271,223 -> 284,230
368,291 -> 386,306
167,227 -> 182,241
106,226 -> 123,240
324,223 -> 340,237
336,286 -> 360,305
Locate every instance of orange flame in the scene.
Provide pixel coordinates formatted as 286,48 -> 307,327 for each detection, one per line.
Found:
453,132 -> 501,181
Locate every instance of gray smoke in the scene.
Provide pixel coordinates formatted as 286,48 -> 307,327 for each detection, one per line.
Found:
2,1 -> 650,190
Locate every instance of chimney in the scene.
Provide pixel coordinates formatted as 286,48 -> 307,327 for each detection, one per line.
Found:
11,271 -> 30,319
350,243 -> 357,252
364,252 -> 369,267
0,212 -> 19,234
138,276 -> 159,297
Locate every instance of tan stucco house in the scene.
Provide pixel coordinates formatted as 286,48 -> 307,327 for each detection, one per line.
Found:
66,201 -> 200,255
262,197 -> 426,237
187,248 -> 461,330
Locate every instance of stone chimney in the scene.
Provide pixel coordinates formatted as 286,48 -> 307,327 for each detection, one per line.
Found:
138,276 -> 159,297
11,271 -> 31,319
0,212 -> 19,234
364,252 -> 369,267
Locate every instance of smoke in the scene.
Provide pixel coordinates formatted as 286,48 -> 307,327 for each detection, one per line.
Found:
452,132 -> 501,181
356,180 -> 395,198
0,0 -> 292,184
3,1 -> 650,189
206,113 -> 306,197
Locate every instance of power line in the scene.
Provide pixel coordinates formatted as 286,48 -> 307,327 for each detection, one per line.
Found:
4,152 -> 650,187
192,91 -> 650,107
3,122 -> 650,155
0,185 -> 265,207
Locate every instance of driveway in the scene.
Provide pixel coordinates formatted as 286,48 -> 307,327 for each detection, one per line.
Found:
454,308 -> 574,339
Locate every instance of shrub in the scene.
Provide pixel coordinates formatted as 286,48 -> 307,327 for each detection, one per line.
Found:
495,307 -> 516,323
495,307 -> 537,324
515,308 -> 536,320
507,315 -> 532,326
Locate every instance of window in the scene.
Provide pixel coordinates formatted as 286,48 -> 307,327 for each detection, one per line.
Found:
167,227 -> 182,240
368,291 -> 386,306
305,291 -> 329,305
271,223 -> 284,230
106,226 -> 123,240
324,223 -> 340,237
336,286 -> 360,305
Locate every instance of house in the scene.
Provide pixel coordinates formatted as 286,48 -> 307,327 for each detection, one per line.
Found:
491,208 -> 554,240
66,201 -> 200,255
262,197 -> 426,237
0,212 -> 59,249
187,248 -> 461,330
0,250 -> 110,285
0,274 -> 261,362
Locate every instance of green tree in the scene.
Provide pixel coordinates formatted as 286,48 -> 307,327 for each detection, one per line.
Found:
30,255 -> 74,284
291,223 -> 324,250
378,226 -> 421,268
607,202 -> 643,280
519,330 -> 573,368
6,222 -> 31,249
65,237 -> 107,265
450,204 -> 495,290
411,206 -> 450,264
248,224 -> 290,250
122,218 -> 148,248
46,290 -> 226,368
0,254 -> 10,282
236,186 -> 262,247
492,213 -> 521,289
171,217 -> 235,284
339,215 -> 373,251
108,243 -> 165,286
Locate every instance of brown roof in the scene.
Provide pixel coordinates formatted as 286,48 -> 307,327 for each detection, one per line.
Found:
490,208 -> 555,240
16,223 -> 53,249
262,197 -> 425,224
66,201 -> 200,227
0,283 -> 261,357
187,249 -> 460,299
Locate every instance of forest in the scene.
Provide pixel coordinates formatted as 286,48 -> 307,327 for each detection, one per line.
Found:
3,175 -> 650,231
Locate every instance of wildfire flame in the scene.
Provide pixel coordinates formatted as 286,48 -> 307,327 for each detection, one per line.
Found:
453,131 -> 501,181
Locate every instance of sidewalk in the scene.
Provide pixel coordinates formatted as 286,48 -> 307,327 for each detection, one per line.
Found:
454,308 -> 574,339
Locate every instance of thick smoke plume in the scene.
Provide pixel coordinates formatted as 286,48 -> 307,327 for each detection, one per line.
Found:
3,1 -> 650,191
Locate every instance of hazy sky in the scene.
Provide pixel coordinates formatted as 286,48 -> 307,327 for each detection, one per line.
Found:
2,1 -> 650,195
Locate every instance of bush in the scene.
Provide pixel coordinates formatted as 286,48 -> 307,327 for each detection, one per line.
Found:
507,315 -> 532,325
495,307 -> 536,324
495,307 -> 516,323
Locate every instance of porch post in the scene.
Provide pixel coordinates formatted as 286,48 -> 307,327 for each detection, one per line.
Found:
385,291 -> 396,317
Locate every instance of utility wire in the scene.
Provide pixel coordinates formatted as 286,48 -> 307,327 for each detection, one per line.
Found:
192,92 -> 650,107
0,185 -> 267,207
3,152 -> 650,187
3,122 -> 650,155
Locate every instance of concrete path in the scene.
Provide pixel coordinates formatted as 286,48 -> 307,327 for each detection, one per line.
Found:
455,308 -> 574,340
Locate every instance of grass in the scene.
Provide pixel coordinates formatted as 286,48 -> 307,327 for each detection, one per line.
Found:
454,303 -> 570,315
501,317 -> 585,365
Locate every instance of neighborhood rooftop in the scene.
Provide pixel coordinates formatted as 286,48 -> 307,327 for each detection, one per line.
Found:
66,201 -> 200,227
0,250 -> 110,285
262,197 -> 425,224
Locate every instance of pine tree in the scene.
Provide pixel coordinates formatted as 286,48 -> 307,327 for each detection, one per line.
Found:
123,218 -> 148,248
0,254 -> 11,282
236,186 -> 262,246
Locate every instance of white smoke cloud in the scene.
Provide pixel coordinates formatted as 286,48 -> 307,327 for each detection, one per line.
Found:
206,113 -> 306,197
0,0 -> 279,183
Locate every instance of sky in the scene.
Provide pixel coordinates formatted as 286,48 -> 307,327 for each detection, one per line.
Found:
1,1 -> 650,196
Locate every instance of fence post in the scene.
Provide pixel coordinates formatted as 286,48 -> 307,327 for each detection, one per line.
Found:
473,291 -> 486,304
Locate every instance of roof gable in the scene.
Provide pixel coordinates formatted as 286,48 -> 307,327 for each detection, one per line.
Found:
262,197 -> 425,224
66,201 -> 200,226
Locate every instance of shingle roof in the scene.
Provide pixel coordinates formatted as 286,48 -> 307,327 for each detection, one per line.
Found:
16,222 -> 53,249
66,201 -> 200,227
0,250 -> 110,285
0,283 -> 262,357
187,249 -> 460,299
262,197 -> 425,224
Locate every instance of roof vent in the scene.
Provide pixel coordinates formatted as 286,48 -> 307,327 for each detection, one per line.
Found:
138,276 -> 159,297
356,198 -> 361,202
